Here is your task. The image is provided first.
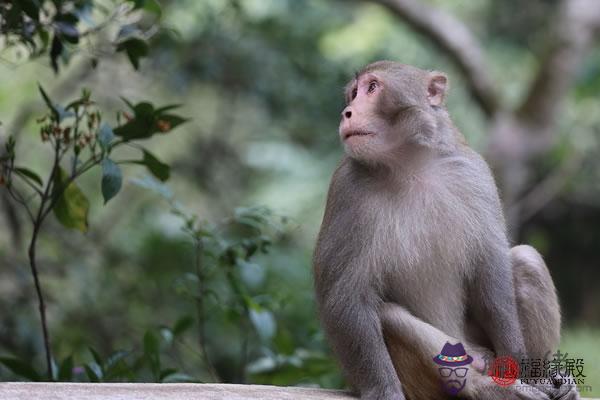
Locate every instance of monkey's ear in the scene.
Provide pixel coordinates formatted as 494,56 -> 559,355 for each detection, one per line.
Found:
427,72 -> 448,107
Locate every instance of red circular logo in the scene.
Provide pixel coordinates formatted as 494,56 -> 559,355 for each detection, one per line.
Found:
488,356 -> 519,386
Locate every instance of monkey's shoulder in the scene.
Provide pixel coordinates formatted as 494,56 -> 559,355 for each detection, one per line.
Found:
431,152 -> 499,199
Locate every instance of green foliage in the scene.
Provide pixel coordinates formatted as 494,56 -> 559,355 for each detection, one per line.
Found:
114,99 -> 188,140
0,326 -> 196,383
0,357 -> 42,382
0,77 -> 188,380
0,0 -> 160,72
1,85 -> 187,231
117,38 -> 150,71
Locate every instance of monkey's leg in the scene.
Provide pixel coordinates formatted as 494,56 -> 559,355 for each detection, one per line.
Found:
319,290 -> 406,400
381,303 -> 551,400
511,245 -> 579,400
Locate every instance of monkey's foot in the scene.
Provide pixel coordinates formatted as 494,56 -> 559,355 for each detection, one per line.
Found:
536,382 -> 580,400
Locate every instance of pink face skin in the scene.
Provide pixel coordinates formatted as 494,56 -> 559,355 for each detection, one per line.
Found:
338,73 -> 400,162
339,73 -> 380,143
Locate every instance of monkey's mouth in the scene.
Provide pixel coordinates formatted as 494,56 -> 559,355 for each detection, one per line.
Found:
343,130 -> 375,141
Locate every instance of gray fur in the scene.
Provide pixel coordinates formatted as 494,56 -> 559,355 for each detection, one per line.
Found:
314,62 -> 574,400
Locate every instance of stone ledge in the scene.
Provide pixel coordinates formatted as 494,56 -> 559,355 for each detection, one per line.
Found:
0,383 -> 354,400
0,383 -> 595,399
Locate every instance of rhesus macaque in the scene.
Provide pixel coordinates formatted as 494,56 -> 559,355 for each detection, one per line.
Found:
313,61 -> 578,400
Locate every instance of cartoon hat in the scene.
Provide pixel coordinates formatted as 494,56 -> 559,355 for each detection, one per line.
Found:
433,342 -> 473,367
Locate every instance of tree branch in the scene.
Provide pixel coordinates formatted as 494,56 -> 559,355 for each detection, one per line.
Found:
517,0 -> 600,134
508,151 -> 584,223
371,0 -> 500,117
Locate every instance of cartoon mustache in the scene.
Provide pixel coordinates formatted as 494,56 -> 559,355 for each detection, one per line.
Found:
443,379 -> 466,396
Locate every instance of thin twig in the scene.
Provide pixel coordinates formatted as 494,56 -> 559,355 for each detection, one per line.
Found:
510,153 -> 584,223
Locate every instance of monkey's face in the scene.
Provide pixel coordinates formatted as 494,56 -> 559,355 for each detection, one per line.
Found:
339,62 -> 447,164
339,72 -> 391,161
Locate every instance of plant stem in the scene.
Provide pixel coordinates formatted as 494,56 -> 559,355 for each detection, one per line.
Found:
27,225 -> 52,380
26,141 -> 63,381
193,239 -> 219,382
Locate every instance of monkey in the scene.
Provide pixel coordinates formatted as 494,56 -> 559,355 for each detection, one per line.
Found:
313,61 -> 578,400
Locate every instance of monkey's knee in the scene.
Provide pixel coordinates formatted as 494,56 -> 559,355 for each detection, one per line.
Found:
511,245 -> 561,358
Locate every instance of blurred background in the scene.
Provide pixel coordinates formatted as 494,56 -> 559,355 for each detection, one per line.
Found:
0,0 -> 599,395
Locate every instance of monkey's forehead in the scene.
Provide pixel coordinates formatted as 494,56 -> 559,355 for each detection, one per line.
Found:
359,60 -> 422,76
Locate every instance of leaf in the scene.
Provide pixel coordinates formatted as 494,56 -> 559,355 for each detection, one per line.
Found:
21,0 -> 40,21
113,114 -> 155,141
116,38 -> 149,70
58,356 -> 74,381
113,100 -> 187,140
142,0 -> 162,17
0,356 -> 42,381
130,0 -> 145,9
120,96 -> 136,111
55,13 -> 80,44
89,348 -> 103,371
162,372 -> 195,383
159,368 -> 177,381
101,159 -> 123,204
155,114 -> 188,133
142,150 -> 170,181
98,123 -> 114,150
50,34 -> 63,74
104,350 -> 132,381
38,84 -> 59,120
84,364 -> 101,382
173,316 -> 194,337
134,102 -> 155,117
14,167 -> 43,187
249,307 -> 276,341
143,331 -> 161,381
105,350 -> 129,371
52,168 -> 90,232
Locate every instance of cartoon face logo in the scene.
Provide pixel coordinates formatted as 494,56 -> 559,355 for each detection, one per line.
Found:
433,342 -> 473,396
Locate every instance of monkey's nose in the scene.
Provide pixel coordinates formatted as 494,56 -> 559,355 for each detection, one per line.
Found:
342,107 -> 352,119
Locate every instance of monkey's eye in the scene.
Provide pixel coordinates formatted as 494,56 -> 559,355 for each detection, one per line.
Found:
367,81 -> 378,94
351,87 -> 358,100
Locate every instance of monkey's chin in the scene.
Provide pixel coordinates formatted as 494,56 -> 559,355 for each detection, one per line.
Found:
343,141 -> 382,164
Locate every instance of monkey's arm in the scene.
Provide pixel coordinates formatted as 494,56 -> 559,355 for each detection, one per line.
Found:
317,282 -> 405,400
471,243 -> 527,358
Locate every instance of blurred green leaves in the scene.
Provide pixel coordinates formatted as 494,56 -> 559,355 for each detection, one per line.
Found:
116,38 -> 149,71
114,100 -> 188,140
0,357 -> 42,382
0,0 -> 160,73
